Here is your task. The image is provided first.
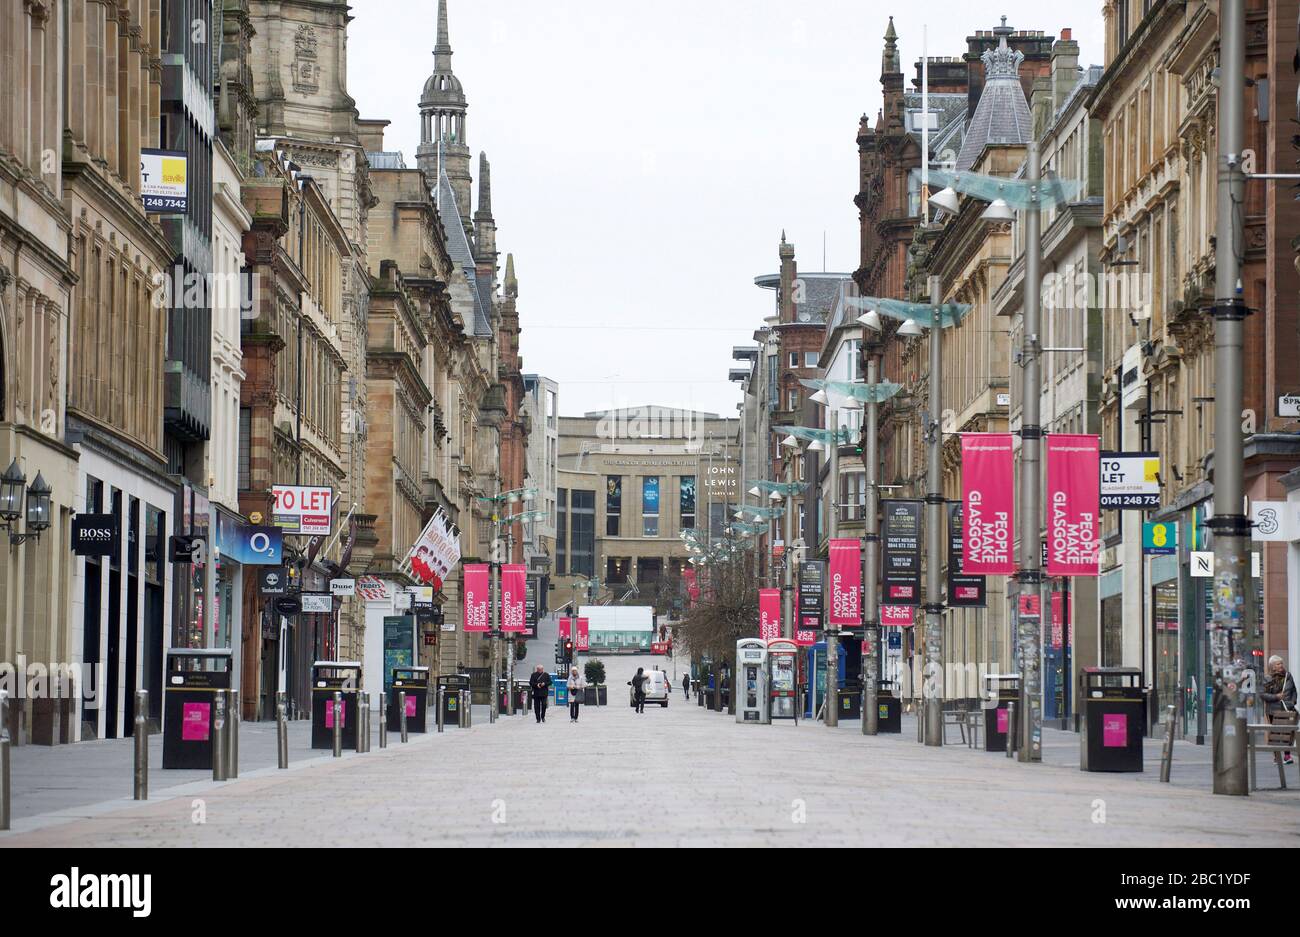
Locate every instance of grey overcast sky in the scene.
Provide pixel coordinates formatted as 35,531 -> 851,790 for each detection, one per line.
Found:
348,1 -> 1103,418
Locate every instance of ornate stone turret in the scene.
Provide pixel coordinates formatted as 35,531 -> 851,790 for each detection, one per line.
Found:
474,152 -> 497,268
416,0 -> 473,235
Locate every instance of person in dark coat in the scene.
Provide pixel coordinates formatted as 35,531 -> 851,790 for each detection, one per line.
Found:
529,665 -> 552,723
681,672 -> 691,700
628,667 -> 647,714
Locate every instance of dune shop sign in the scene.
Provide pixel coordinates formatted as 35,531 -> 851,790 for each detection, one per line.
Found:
960,433 -> 1015,575
271,484 -> 333,536
881,501 -> 922,606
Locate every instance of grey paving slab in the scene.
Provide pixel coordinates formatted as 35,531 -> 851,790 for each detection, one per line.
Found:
2,649 -> 1296,847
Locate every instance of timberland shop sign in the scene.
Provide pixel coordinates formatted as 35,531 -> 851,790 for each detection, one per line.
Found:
271,485 -> 334,536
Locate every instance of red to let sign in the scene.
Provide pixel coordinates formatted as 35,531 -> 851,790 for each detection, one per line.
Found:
271,485 -> 334,536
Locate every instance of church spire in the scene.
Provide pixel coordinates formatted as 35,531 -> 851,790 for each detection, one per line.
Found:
435,0 -> 452,65
474,151 -> 497,267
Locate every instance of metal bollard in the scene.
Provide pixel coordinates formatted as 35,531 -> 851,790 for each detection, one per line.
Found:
458,689 -> 469,728
399,691 -> 409,743
1159,704 -> 1176,783
356,693 -> 367,753
331,691 -> 343,758
133,690 -> 149,801
212,690 -> 229,781
1005,702 -> 1017,759
1,690 -> 11,830
436,687 -> 445,733
228,689 -> 240,778
379,693 -> 388,749
276,692 -> 289,769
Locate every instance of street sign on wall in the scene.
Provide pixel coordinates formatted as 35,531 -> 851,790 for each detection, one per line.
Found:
1099,452 -> 1160,509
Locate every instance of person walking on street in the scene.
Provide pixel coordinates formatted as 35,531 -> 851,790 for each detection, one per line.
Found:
529,665 -> 552,724
1261,655 -> 1297,765
567,666 -> 587,723
681,672 -> 691,700
629,667 -> 647,714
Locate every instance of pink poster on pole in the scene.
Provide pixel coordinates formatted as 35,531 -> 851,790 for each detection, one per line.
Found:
462,564 -> 490,632
500,564 -> 526,632
1046,434 -> 1101,577
758,589 -> 781,640
558,617 -> 572,638
576,618 -> 590,652
961,434 -> 1016,575
828,538 -> 862,628
182,702 -> 210,741
881,605 -> 914,627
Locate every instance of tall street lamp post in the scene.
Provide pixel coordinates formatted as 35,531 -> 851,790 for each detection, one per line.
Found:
928,148 -> 1081,762
1210,0 -> 1250,795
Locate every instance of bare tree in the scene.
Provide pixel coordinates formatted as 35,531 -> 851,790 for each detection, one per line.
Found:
675,554 -> 760,711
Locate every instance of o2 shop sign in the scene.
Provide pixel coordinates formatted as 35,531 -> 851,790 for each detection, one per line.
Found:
271,485 -> 333,536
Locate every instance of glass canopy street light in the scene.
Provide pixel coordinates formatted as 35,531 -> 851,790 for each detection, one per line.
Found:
927,151 -> 1084,763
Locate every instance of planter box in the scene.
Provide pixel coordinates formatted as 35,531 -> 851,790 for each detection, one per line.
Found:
596,685 -> 608,706
583,687 -> 597,706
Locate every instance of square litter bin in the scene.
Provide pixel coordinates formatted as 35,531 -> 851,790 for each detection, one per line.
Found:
983,673 -> 1021,753
162,648 -> 233,769
876,681 -> 902,733
387,666 -> 430,733
438,674 -> 471,727
311,661 -> 362,749
1080,667 -> 1144,772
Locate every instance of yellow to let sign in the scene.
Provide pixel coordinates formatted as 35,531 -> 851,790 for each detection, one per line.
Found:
1142,459 -> 1160,483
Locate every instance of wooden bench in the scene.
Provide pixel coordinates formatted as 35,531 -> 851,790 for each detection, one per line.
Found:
1246,722 -> 1299,791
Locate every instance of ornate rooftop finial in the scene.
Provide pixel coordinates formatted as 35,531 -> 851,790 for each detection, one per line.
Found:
982,21 -> 1024,80
504,254 -> 517,297
882,16 -> 900,74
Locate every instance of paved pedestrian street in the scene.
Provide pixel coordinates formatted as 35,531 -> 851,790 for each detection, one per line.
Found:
3,653 -> 1297,848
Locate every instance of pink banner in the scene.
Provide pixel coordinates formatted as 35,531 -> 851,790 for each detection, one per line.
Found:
961,434 -> 1016,575
758,589 -> 781,640
462,563 -> 489,632
558,617 -> 571,638
829,538 -> 861,628
683,567 -> 699,606
1046,434 -> 1101,577
1050,590 -> 1072,650
500,564 -> 526,632
576,618 -> 590,652
882,605 -> 914,627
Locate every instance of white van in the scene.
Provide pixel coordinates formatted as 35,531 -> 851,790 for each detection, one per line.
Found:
629,669 -> 671,707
